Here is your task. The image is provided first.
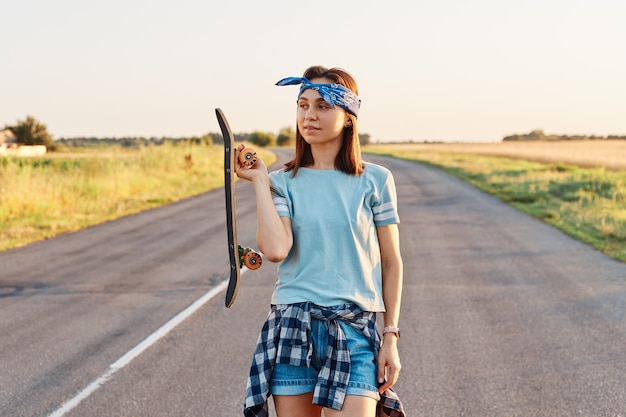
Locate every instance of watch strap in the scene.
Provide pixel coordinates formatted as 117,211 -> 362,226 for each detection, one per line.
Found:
382,326 -> 400,338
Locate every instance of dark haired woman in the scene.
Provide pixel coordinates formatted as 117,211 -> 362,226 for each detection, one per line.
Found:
237,66 -> 404,417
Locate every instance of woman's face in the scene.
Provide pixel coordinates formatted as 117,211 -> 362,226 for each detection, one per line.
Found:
297,77 -> 350,146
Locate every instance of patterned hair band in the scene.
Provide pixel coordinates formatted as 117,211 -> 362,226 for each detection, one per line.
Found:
275,76 -> 361,117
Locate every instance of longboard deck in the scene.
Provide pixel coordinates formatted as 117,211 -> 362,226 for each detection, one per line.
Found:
216,108 -> 240,308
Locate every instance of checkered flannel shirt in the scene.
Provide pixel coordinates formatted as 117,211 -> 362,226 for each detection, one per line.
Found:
244,302 -> 405,417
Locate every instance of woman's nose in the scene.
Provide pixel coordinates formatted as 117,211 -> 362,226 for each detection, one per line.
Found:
304,108 -> 317,120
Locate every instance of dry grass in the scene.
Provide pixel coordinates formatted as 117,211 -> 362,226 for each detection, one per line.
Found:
382,140 -> 626,171
0,144 -> 276,251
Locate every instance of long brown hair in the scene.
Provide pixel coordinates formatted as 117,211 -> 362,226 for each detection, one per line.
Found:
284,66 -> 363,176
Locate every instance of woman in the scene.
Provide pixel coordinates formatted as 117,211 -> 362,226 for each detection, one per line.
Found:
237,66 -> 404,417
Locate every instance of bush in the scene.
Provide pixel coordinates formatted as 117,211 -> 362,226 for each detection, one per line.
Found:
248,131 -> 276,147
276,126 -> 296,147
6,115 -> 56,150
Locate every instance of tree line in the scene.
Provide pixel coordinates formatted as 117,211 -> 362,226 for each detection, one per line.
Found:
56,128 -> 297,149
2,116 -> 296,150
3,116 -> 372,150
503,129 -> 626,142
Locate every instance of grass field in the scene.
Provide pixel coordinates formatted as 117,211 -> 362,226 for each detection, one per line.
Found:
365,140 -> 626,263
0,143 -> 275,252
377,140 -> 626,170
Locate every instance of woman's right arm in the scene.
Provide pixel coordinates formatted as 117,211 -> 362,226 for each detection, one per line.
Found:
234,144 -> 293,262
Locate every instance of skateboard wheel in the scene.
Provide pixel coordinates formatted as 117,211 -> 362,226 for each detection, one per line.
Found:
239,246 -> 262,270
244,251 -> 262,270
238,148 -> 258,168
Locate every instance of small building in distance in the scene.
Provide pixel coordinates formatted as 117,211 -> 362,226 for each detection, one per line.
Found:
0,129 -> 47,156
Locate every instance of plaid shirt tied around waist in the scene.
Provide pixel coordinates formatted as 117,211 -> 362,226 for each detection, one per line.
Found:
244,302 -> 404,417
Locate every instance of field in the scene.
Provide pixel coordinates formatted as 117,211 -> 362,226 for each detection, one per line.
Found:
0,144 -> 275,252
365,140 -> 626,262
374,140 -> 626,170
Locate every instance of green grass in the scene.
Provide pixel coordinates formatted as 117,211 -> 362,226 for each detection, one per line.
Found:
0,143 -> 276,251
365,146 -> 626,263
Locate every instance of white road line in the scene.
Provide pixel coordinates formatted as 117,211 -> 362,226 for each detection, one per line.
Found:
48,274 -> 240,417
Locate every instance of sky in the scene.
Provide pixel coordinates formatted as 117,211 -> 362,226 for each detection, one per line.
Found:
2,0 -> 625,143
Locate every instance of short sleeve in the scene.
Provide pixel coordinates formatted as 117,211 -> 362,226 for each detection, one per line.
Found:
372,167 -> 400,226
269,170 -> 292,218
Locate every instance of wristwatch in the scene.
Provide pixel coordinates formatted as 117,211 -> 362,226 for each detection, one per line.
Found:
382,326 -> 400,339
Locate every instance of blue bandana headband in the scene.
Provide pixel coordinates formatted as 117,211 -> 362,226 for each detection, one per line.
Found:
276,76 -> 361,118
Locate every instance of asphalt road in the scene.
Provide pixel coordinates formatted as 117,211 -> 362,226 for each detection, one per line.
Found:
1,150 -> 625,417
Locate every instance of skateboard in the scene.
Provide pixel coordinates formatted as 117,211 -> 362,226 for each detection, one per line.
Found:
215,108 -> 262,308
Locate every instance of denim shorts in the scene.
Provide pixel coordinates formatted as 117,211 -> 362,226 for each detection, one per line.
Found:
269,316 -> 380,401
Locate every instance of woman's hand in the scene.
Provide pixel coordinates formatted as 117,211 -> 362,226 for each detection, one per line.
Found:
378,334 -> 401,393
234,144 -> 268,183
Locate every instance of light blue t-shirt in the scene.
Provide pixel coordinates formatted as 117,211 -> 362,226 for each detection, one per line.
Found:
268,162 -> 400,312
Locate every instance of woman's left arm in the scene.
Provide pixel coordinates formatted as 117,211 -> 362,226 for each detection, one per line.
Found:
376,223 -> 403,393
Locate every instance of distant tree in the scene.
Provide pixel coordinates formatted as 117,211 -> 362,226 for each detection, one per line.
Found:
359,133 -> 371,146
527,129 -> 546,140
234,133 -> 250,143
120,138 -> 137,148
503,129 -> 546,142
276,126 -> 296,147
248,131 -> 276,147
200,133 -> 214,145
212,132 -> 224,145
8,115 -> 56,150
